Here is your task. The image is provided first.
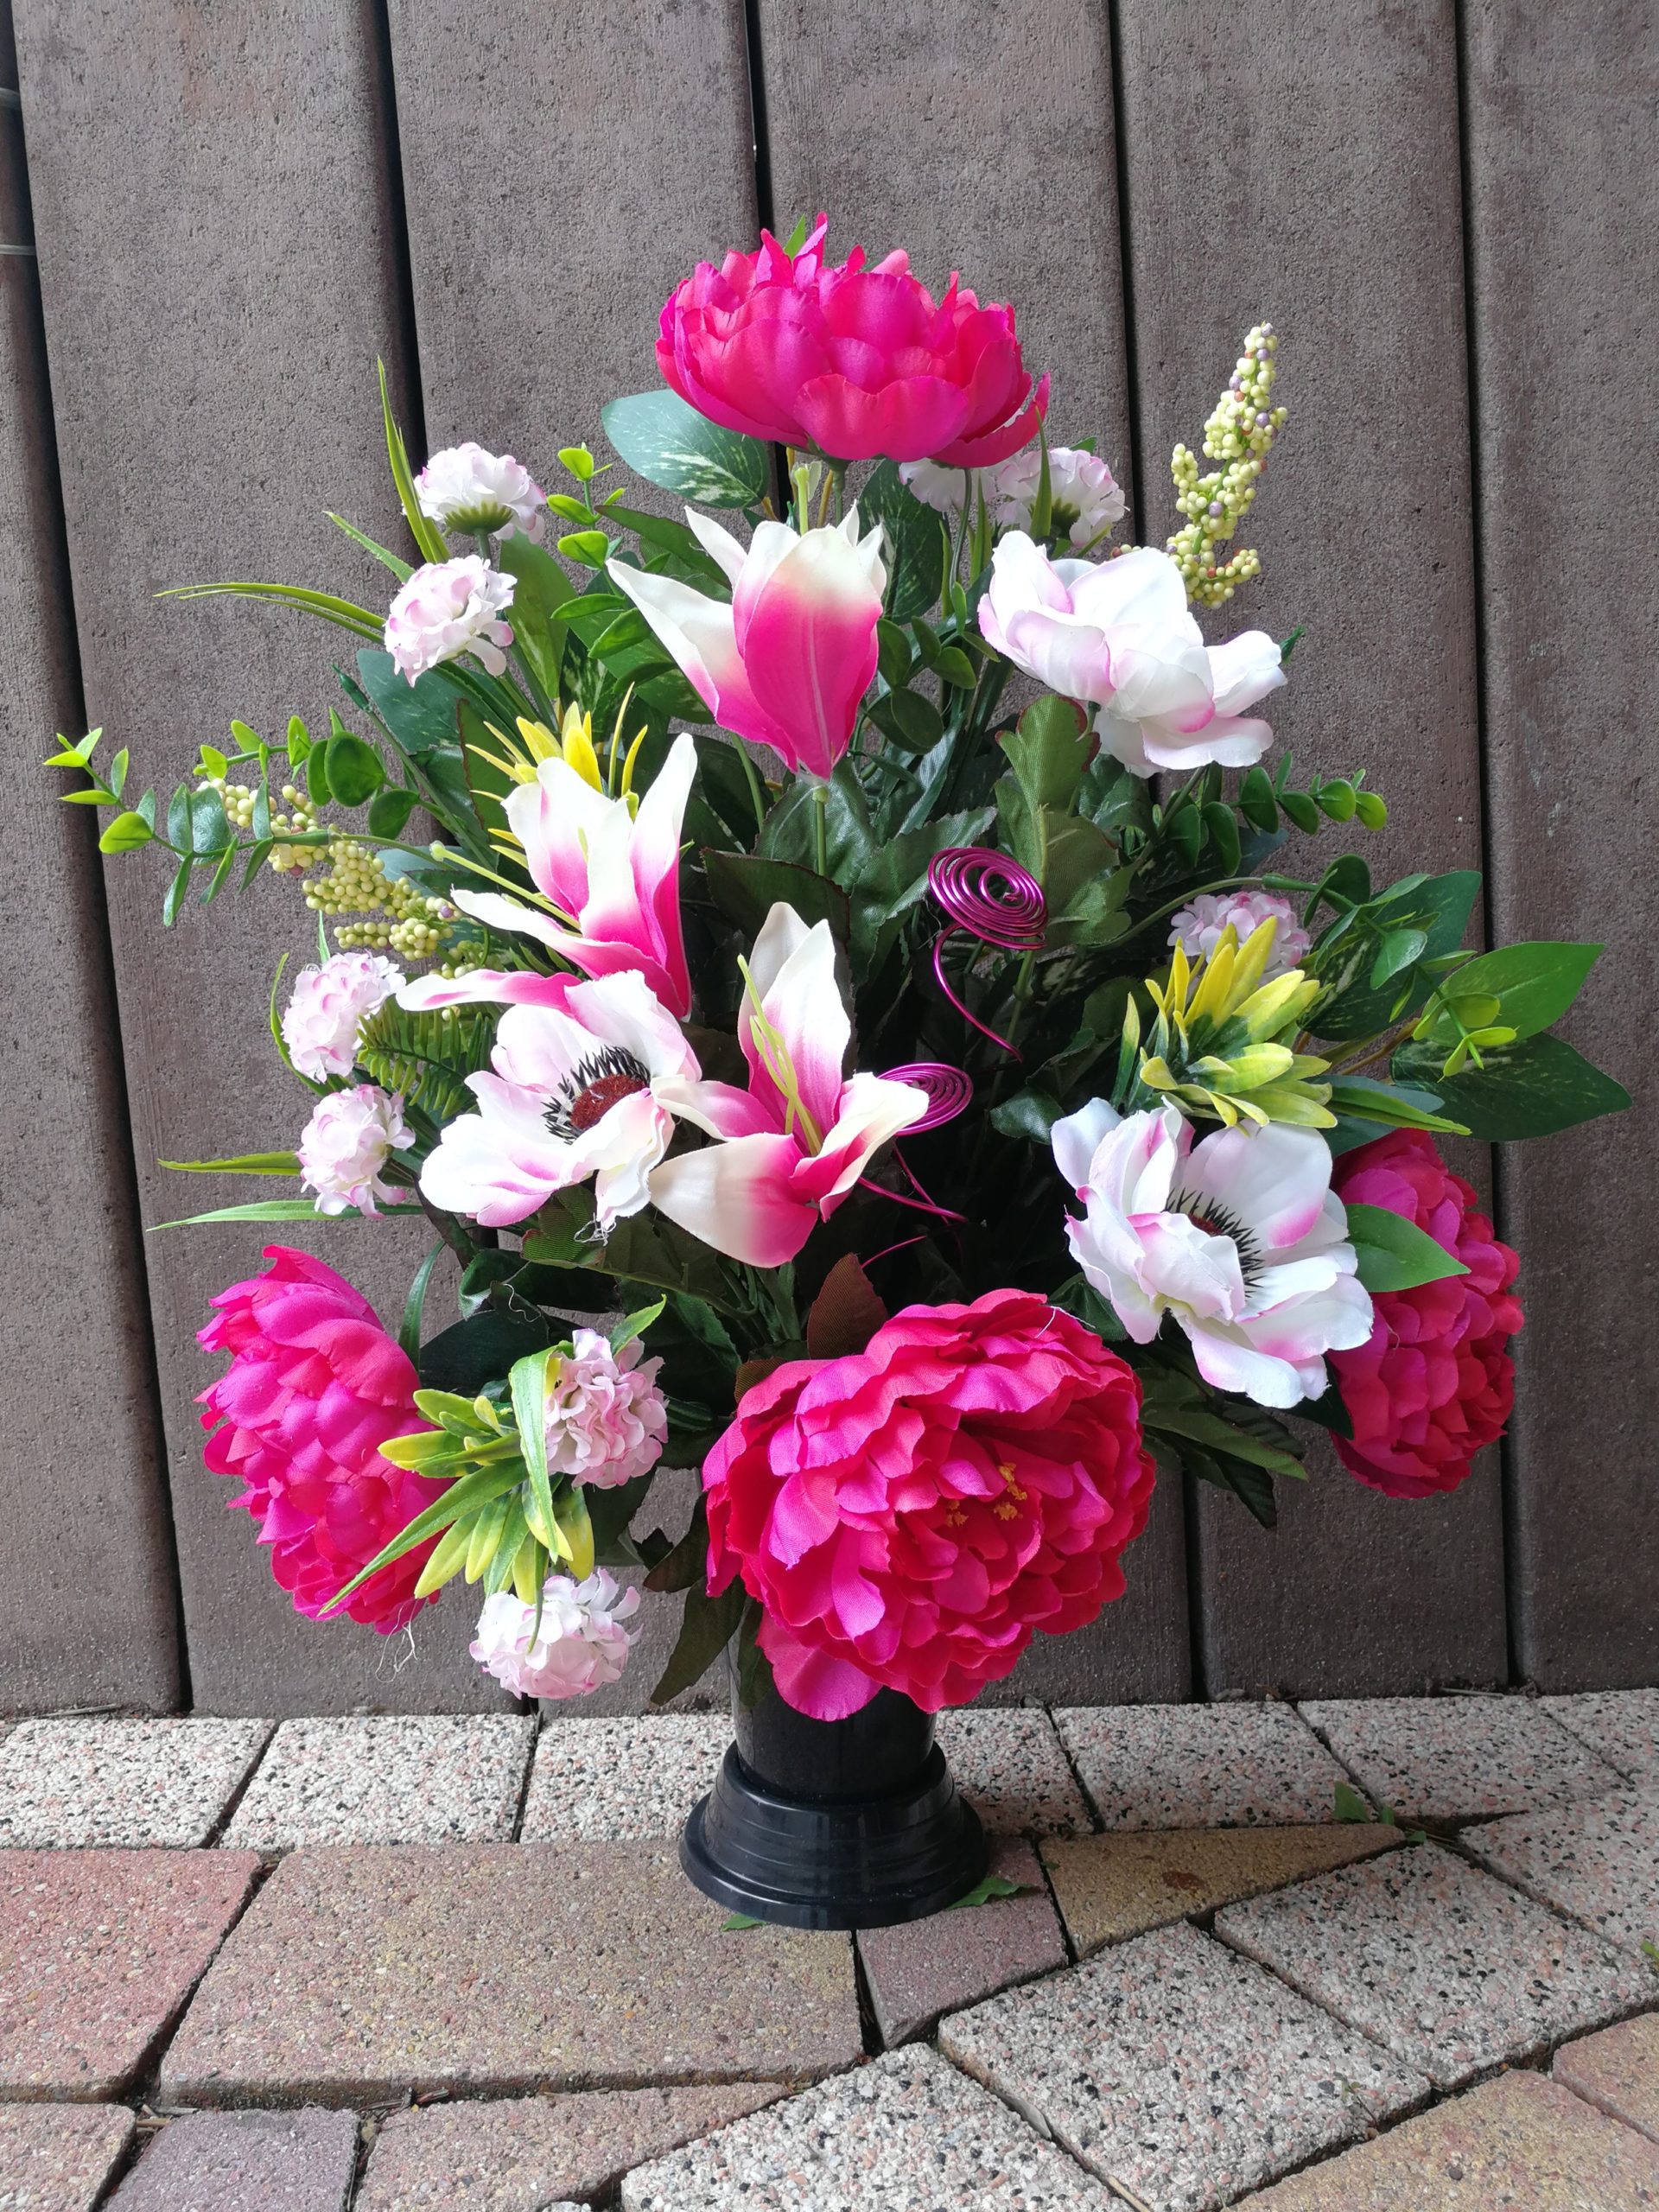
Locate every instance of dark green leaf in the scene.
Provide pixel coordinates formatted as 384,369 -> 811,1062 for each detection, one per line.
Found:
601,388 -> 769,508
588,1470 -> 658,1567
1333,1780 -> 1373,1822
757,763 -> 876,882
398,1243 -> 446,1363
1202,799 -> 1242,875
875,617 -> 913,691
1419,941 -> 1600,1046
496,535 -> 574,702
418,1311 -> 554,1395
325,728 -> 385,806
949,1872 -> 1027,1910
859,459 -> 948,619
988,1088 -> 1062,1143
870,688 -> 944,754
650,1580 -> 747,1705
1001,695 -> 1091,820
1280,790 -> 1319,835
367,785 -> 418,840
702,849 -> 850,944
1392,1031 -> 1630,1141
1345,1202 -> 1469,1292
1238,766 -> 1279,834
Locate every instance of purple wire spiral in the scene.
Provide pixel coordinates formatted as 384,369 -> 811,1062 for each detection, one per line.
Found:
880,1061 -> 974,1132
926,846 -> 1047,1057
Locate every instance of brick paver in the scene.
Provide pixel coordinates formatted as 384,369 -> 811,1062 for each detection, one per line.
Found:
620,2044 -> 1119,2210
1541,1688 -> 1659,1783
221,1717 -> 536,1849
1217,1841 -> 1651,2088
0,1850 -> 260,2098
1465,1786 -> 1659,1959
855,1837 -> 1065,2045
940,1920 -> 1426,2212
0,1719 -> 270,1848
1040,1822 -> 1399,1955
1300,1694 -> 1621,1821
1237,2069 -> 1659,2208
105,2107 -> 359,2209
1055,1702 -> 1347,1829
0,2102 -> 136,2209
160,1842 -> 860,2103
356,2085 -> 780,2210
936,1707 -> 1093,1836
1554,2012 -> 1659,2144
518,1716 -> 727,1842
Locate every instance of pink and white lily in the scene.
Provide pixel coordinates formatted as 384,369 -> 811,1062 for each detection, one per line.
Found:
607,511 -> 885,779
1052,1100 -> 1373,1408
650,903 -> 929,1266
400,730 -> 697,1020
978,536 -> 1284,778
418,969 -> 700,1232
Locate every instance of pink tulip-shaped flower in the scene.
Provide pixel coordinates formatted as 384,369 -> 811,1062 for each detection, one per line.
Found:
399,730 -> 698,1020
979,537 -> 1285,777
196,1247 -> 444,1633
657,214 -> 1049,466
650,902 -> 929,1266
607,511 -> 884,780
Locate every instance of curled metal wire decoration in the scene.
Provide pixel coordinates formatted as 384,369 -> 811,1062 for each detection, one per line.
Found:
925,846 -> 1047,1057
880,1060 -> 975,1131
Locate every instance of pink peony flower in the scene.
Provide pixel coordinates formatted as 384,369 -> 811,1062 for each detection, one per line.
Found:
978,537 -> 1284,777
280,951 -> 403,1081
297,1084 -> 412,1216
608,509 -> 885,779
415,442 -> 546,539
545,1328 -> 668,1490
702,1287 -> 1157,1717
385,555 -> 515,683
1170,891 -> 1310,974
196,1246 -> 444,1632
1328,1131 -> 1523,1498
658,214 -> 1049,467
469,1570 -> 640,1700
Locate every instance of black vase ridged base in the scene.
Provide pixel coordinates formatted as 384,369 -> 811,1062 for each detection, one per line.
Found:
679,1671 -> 987,1930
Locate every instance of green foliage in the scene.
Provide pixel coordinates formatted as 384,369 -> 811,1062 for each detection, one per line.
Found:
355,1001 -> 499,1120
601,388 -> 769,508
1344,1203 -> 1469,1292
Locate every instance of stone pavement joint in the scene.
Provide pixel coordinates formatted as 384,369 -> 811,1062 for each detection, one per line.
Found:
855,1837 -> 1066,2046
518,1714 -> 727,1842
158,1841 -> 861,2103
1055,1701 -> 1349,1830
1464,1784 -> 1659,1960
1236,2069 -> 1659,2209
105,2105 -> 360,2209
1553,2011 -> 1659,2144
620,2043 -> 1122,2210
355,2084 -> 782,2210
0,1849 -> 262,2100
0,1719 -> 271,1848
1541,1688 -> 1659,1783
936,1706 -> 1094,1836
0,2101 -> 136,2209
1217,1840 -> 1653,2088
1300,1693 -> 1623,1822
940,1919 -> 1427,2212
221,1716 -> 537,1849
1041,1821 -> 1402,1955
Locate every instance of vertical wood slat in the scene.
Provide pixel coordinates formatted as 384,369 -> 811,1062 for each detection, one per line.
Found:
1114,0 -> 1504,1694
1463,2 -> 1658,1688
15,0 -> 507,1713
0,0 -> 180,1714
756,0 -> 1190,1702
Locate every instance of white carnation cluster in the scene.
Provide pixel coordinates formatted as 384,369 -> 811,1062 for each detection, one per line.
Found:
297,1084 -> 411,1215
281,951 -> 404,1080
415,442 -> 547,539
1169,890 -> 1311,975
989,446 -> 1125,550
385,556 -> 515,683
544,1331 -> 670,1491
470,1570 -> 640,1700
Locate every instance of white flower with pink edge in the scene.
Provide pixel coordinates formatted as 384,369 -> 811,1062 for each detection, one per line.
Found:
415,442 -> 547,539
1052,1100 -> 1372,1409
1170,891 -> 1311,975
385,556 -> 515,683
545,1330 -> 669,1491
280,951 -> 403,1080
297,1084 -> 412,1217
470,1570 -> 640,1700
989,446 -> 1126,550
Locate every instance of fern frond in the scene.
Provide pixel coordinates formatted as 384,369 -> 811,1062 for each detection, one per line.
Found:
356,1001 -> 498,1118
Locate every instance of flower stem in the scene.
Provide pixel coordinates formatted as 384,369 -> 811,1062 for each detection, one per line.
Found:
812,781 -> 829,876
735,741 -> 768,842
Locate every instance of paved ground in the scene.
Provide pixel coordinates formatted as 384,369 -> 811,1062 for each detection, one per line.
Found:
0,1689 -> 1653,2209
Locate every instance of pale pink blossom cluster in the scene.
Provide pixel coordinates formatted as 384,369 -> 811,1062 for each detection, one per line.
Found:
415,442 -> 547,539
298,1084 -> 411,1216
545,1330 -> 669,1490
1170,891 -> 1310,973
280,951 -> 403,1080
385,555 -> 515,683
470,1569 -> 640,1700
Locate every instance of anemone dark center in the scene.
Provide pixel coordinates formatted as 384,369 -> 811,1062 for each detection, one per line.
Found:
546,1047 -> 651,1141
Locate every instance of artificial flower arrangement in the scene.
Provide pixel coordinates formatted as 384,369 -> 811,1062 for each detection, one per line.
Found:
51,214 -> 1627,1726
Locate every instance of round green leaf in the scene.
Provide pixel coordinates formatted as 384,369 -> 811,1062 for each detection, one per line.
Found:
321,732 -> 384,807
367,785 -> 419,840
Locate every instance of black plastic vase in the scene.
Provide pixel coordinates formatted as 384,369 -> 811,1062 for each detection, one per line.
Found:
680,1659 -> 987,1929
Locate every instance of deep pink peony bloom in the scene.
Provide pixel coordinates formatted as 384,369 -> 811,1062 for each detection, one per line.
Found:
658,215 -> 1049,467
197,1246 -> 445,1631
1328,1132 -> 1523,1498
702,1288 -> 1156,1717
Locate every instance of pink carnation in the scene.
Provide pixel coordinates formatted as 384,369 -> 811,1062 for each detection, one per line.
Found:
1169,890 -> 1310,972
196,1246 -> 445,1631
546,1329 -> 668,1490
658,214 -> 1049,467
280,951 -> 403,1080
1328,1132 -> 1523,1498
470,1572 -> 640,1700
702,1287 -> 1156,1718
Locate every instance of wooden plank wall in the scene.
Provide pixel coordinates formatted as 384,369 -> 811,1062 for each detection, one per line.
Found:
4,0 -> 1651,1710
